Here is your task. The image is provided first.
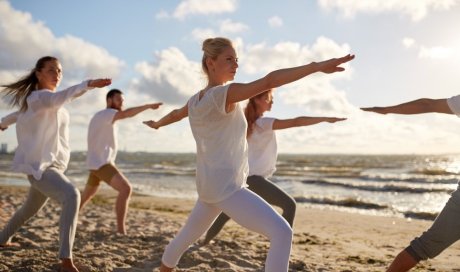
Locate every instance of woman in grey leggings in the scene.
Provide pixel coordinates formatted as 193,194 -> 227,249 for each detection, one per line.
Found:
203,89 -> 346,244
362,96 -> 460,272
0,56 -> 111,272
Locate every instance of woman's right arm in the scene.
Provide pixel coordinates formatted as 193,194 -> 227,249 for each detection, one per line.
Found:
226,54 -> 354,105
0,111 -> 19,131
273,116 -> 346,130
143,103 -> 189,129
29,78 -> 111,111
361,99 -> 453,115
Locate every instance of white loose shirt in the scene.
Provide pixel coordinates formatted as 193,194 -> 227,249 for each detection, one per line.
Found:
12,81 -> 92,180
188,85 -> 249,203
447,95 -> 460,116
86,108 -> 118,170
248,117 -> 277,178
0,111 -> 19,128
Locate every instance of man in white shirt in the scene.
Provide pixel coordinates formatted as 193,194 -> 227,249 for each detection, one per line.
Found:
80,89 -> 161,234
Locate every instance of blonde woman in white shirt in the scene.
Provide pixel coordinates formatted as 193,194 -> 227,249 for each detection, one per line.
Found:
0,56 -> 111,272
203,89 -> 346,244
144,37 -> 354,272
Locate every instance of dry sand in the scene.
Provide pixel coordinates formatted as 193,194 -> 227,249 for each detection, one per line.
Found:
1,185 -> 460,271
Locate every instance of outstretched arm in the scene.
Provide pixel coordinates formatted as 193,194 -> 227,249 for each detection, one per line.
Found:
273,116 -> 346,130
0,111 -> 20,131
227,54 -> 355,105
143,103 -> 188,129
113,102 -> 163,122
361,98 -> 453,115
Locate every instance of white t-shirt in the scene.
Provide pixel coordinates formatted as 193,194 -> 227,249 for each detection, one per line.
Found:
447,95 -> 460,116
188,85 -> 249,203
12,81 -> 92,180
86,108 -> 118,170
248,117 -> 277,178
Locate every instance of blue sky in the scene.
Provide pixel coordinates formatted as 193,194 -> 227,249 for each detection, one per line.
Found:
2,0 -> 460,154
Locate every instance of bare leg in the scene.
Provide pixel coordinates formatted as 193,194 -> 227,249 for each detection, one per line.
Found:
79,184 -> 99,211
386,249 -> 419,272
108,173 -> 132,234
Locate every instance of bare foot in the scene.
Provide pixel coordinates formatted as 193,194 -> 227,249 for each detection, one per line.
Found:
0,242 -> 20,247
61,258 -> 79,272
160,262 -> 173,272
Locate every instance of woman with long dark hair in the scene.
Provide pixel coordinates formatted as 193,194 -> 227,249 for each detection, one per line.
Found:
0,56 -> 111,272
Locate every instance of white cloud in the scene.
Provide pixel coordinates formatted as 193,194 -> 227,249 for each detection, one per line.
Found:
189,20 -> 247,42
0,1 -> 123,84
318,0 -> 458,21
241,37 -> 352,76
402,37 -> 458,60
173,0 -> 238,20
132,47 -> 204,105
238,37 -> 354,116
402,37 -> 415,49
190,28 -> 217,41
418,46 -> 454,60
268,16 -> 283,28
219,19 -> 248,34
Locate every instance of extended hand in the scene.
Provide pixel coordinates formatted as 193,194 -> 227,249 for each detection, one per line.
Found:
88,78 -> 112,88
0,125 -> 7,131
327,117 -> 347,123
143,120 -> 160,129
360,107 -> 388,114
149,103 -> 163,110
319,54 -> 355,74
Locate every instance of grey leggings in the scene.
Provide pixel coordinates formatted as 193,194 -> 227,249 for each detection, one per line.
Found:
203,175 -> 296,244
0,167 -> 80,259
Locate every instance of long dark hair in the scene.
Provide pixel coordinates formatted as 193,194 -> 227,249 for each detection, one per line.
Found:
244,90 -> 272,138
1,56 -> 58,112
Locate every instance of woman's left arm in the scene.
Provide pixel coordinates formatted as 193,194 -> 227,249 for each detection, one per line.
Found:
32,79 -> 111,110
0,111 -> 19,131
273,116 -> 346,130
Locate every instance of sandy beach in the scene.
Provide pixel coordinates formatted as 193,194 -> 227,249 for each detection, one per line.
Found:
1,185 -> 460,272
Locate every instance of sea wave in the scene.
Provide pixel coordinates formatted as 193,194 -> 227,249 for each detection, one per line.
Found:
294,196 -> 389,210
299,179 -> 454,194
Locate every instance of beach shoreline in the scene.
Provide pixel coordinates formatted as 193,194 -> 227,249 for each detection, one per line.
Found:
1,184 -> 460,271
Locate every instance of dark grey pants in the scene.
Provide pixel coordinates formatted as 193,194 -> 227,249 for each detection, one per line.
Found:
203,175 -> 296,244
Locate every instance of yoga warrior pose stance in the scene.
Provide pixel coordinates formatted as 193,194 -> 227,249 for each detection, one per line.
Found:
144,37 -> 354,271
79,88 -> 162,234
0,56 -> 111,272
362,96 -> 460,272
203,89 -> 346,244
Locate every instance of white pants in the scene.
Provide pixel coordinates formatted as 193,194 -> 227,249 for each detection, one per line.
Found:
0,167 -> 80,259
162,187 -> 293,272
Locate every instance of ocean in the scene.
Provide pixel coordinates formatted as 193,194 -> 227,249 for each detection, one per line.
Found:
1,152 -> 458,220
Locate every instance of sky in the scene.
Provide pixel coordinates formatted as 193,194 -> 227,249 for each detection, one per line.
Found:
1,0 -> 460,154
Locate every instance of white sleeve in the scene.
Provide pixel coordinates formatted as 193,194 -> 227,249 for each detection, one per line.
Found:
210,85 -> 230,115
28,81 -> 92,112
256,117 -> 275,131
0,111 -> 19,127
447,95 -> 460,116
101,109 -> 117,124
